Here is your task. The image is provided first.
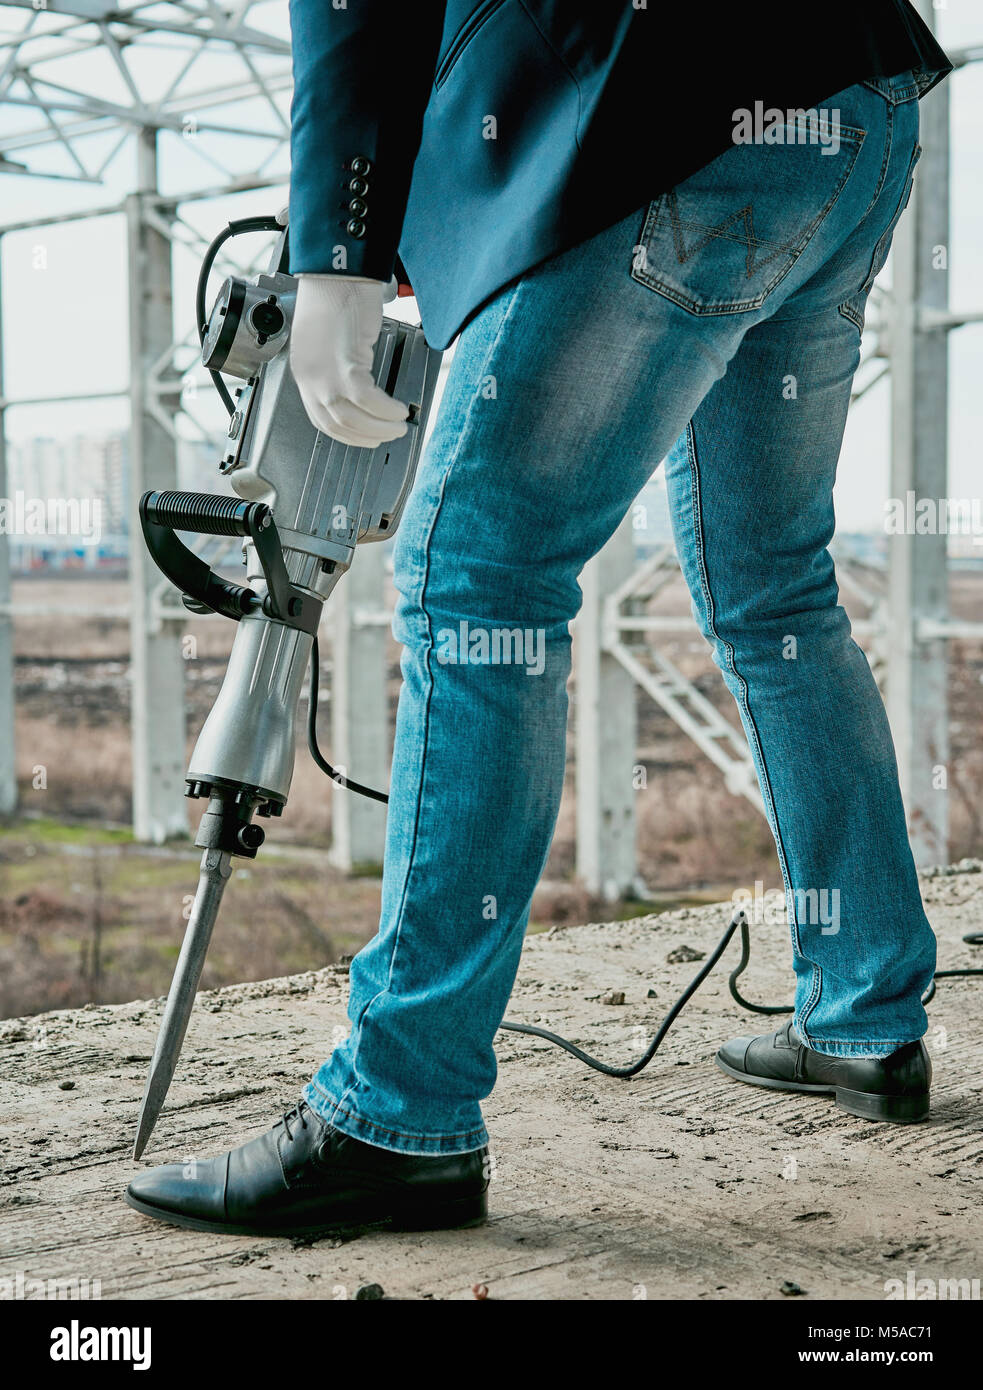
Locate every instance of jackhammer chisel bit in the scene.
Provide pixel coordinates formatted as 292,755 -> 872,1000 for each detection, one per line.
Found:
133,848 -> 233,1159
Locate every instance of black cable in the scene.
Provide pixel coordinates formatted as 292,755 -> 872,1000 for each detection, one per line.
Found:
498,910 -> 748,1076
305,639 -> 983,1069
921,948 -> 983,1006
727,917 -> 794,1016
196,215 -> 283,417
306,643 -> 983,1067
307,637 -> 390,805
301,610 -> 983,1069
497,909 -> 983,1079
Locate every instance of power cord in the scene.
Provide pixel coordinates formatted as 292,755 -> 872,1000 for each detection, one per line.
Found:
307,637 -> 389,805
498,909 -> 983,1074
196,215 -> 285,416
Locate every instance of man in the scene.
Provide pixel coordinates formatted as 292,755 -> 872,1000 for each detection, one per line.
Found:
125,2 -> 952,1237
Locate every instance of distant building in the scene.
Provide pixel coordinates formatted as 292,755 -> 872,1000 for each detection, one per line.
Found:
5,431 -> 130,571
3,427 -> 233,572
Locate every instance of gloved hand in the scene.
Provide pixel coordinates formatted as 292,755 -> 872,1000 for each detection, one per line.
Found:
289,273 -> 409,449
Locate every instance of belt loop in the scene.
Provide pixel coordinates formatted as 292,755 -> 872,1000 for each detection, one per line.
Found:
862,69 -> 919,106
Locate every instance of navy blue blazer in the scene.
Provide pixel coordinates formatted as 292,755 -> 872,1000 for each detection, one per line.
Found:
286,1 -> 950,350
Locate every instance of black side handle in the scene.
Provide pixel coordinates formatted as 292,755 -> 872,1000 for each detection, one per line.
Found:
142,491 -> 259,537
139,490 -> 321,634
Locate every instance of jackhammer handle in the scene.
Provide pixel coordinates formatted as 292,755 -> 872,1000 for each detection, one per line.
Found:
141,490 -> 269,538
139,490 -> 321,634
139,490 -> 261,623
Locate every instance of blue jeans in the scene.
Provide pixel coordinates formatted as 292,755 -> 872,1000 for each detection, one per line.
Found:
305,71 -> 938,1155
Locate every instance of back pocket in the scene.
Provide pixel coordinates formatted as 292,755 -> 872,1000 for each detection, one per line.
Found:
631,119 -> 866,315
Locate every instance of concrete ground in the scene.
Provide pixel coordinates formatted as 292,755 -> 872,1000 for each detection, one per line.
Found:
1,866 -> 981,1301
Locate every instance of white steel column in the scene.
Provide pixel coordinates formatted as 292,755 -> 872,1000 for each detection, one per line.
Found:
0,240 -> 16,814
126,128 -> 187,843
575,516 -> 640,899
328,540 -> 389,872
886,43 -> 950,867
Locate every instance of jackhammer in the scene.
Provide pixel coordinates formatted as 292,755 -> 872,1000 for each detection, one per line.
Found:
133,212 -> 441,1157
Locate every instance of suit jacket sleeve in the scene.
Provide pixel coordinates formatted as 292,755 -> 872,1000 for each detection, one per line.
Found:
287,0 -> 447,282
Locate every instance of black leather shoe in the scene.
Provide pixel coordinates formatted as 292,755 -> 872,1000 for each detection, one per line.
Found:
716,1019 -> 930,1123
125,1102 -> 489,1237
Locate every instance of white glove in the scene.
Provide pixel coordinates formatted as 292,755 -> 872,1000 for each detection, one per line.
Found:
289,273 -> 409,449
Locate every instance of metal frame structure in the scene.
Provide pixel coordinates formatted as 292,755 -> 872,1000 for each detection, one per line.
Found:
1,2 -> 981,885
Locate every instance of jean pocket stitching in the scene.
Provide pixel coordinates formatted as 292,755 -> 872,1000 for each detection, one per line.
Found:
631,128 -> 866,315
838,298 -> 866,333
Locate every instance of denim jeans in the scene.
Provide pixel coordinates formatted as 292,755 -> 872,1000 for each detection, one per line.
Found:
305,71 -> 938,1155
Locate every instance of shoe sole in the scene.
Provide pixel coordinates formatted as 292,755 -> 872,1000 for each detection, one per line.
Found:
123,1188 -> 488,1240
715,1054 -> 929,1123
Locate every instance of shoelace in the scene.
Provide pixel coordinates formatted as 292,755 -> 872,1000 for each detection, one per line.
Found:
279,1102 -> 309,1143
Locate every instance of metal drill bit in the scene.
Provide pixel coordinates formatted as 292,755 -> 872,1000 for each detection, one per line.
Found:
132,847 -> 233,1160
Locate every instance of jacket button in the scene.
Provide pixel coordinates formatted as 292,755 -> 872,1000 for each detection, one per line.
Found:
350,156 -> 372,175
347,218 -> 367,238
349,176 -> 369,196
349,197 -> 367,215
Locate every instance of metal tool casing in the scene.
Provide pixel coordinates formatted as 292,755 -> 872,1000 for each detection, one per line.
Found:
186,612 -> 314,803
226,296 -> 442,572
201,274 -> 289,378
185,269 -> 442,809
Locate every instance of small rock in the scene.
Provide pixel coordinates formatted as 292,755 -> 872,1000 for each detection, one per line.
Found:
667,945 -> 705,964
58,1080 -> 76,1091
780,1280 -> 807,1297
472,1283 -> 489,1300
600,990 -> 626,1006
354,1282 -> 385,1301
646,988 -> 658,999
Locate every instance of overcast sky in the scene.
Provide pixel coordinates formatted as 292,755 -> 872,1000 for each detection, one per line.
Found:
0,1 -> 980,532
